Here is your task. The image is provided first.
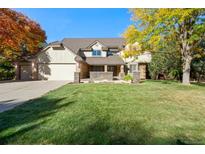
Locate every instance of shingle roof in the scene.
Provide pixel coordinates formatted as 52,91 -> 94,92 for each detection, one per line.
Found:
84,55 -> 125,65
62,38 -> 125,54
44,38 -> 126,65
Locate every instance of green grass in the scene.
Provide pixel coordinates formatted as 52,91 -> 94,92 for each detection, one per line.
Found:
0,80 -> 205,145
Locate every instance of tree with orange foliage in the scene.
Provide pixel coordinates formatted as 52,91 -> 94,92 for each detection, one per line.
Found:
0,9 -> 46,61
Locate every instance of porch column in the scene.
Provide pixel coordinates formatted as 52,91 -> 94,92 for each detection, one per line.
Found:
120,65 -> 124,73
14,62 -> 20,80
119,65 -> 125,79
74,63 -> 80,83
104,65 -> 108,72
76,62 -> 80,72
32,60 -> 38,80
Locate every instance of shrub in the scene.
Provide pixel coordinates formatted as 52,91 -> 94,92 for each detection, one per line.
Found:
123,74 -> 133,81
148,50 -> 182,80
0,56 -> 15,80
191,57 -> 205,82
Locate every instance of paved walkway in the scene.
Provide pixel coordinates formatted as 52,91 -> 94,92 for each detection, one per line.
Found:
0,81 -> 69,113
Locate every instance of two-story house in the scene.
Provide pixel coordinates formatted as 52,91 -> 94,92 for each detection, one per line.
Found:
15,38 -> 126,81
15,38 -> 152,81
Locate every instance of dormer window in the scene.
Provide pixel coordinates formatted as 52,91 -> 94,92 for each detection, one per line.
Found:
92,50 -> 101,56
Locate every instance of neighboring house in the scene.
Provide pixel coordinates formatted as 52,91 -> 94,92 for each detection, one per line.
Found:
15,38 -> 151,81
122,51 -> 152,79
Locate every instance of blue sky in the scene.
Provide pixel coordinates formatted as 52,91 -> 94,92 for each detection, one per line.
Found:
15,9 -> 133,43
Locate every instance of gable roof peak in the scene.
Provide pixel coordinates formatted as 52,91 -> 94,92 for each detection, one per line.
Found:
61,38 -> 125,54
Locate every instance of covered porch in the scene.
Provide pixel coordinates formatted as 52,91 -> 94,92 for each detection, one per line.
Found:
76,55 -> 125,81
75,55 -> 125,82
79,63 -> 125,80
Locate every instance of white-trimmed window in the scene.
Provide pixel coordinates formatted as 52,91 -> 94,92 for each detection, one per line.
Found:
130,64 -> 137,73
92,50 -> 101,56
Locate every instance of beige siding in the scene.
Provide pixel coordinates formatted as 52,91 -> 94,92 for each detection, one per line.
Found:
137,52 -> 152,63
122,51 -> 151,64
36,46 -> 77,81
37,47 -> 76,64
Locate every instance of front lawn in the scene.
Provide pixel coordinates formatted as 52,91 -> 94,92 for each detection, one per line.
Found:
0,80 -> 205,144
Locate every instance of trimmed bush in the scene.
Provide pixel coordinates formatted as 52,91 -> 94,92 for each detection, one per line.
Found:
123,74 -> 133,81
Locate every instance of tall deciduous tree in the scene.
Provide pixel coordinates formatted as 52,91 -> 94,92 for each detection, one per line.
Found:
0,9 -> 46,60
123,9 -> 205,84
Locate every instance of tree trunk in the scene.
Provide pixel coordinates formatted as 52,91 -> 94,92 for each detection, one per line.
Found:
182,55 -> 192,85
180,26 -> 193,85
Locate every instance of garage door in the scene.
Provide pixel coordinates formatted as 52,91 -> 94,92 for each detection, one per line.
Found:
20,65 -> 32,80
38,64 -> 76,80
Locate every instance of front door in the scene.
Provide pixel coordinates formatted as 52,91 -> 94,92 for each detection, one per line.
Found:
108,66 -> 117,76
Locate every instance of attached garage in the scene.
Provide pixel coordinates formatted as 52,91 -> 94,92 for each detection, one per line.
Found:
36,45 -> 77,81
20,64 -> 32,80
38,63 -> 76,80
15,43 -> 78,81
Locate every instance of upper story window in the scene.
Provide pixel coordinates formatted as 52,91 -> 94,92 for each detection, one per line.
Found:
107,51 -> 113,56
92,50 -> 101,56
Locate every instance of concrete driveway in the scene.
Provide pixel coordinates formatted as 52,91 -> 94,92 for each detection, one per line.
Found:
0,81 -> 70,113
